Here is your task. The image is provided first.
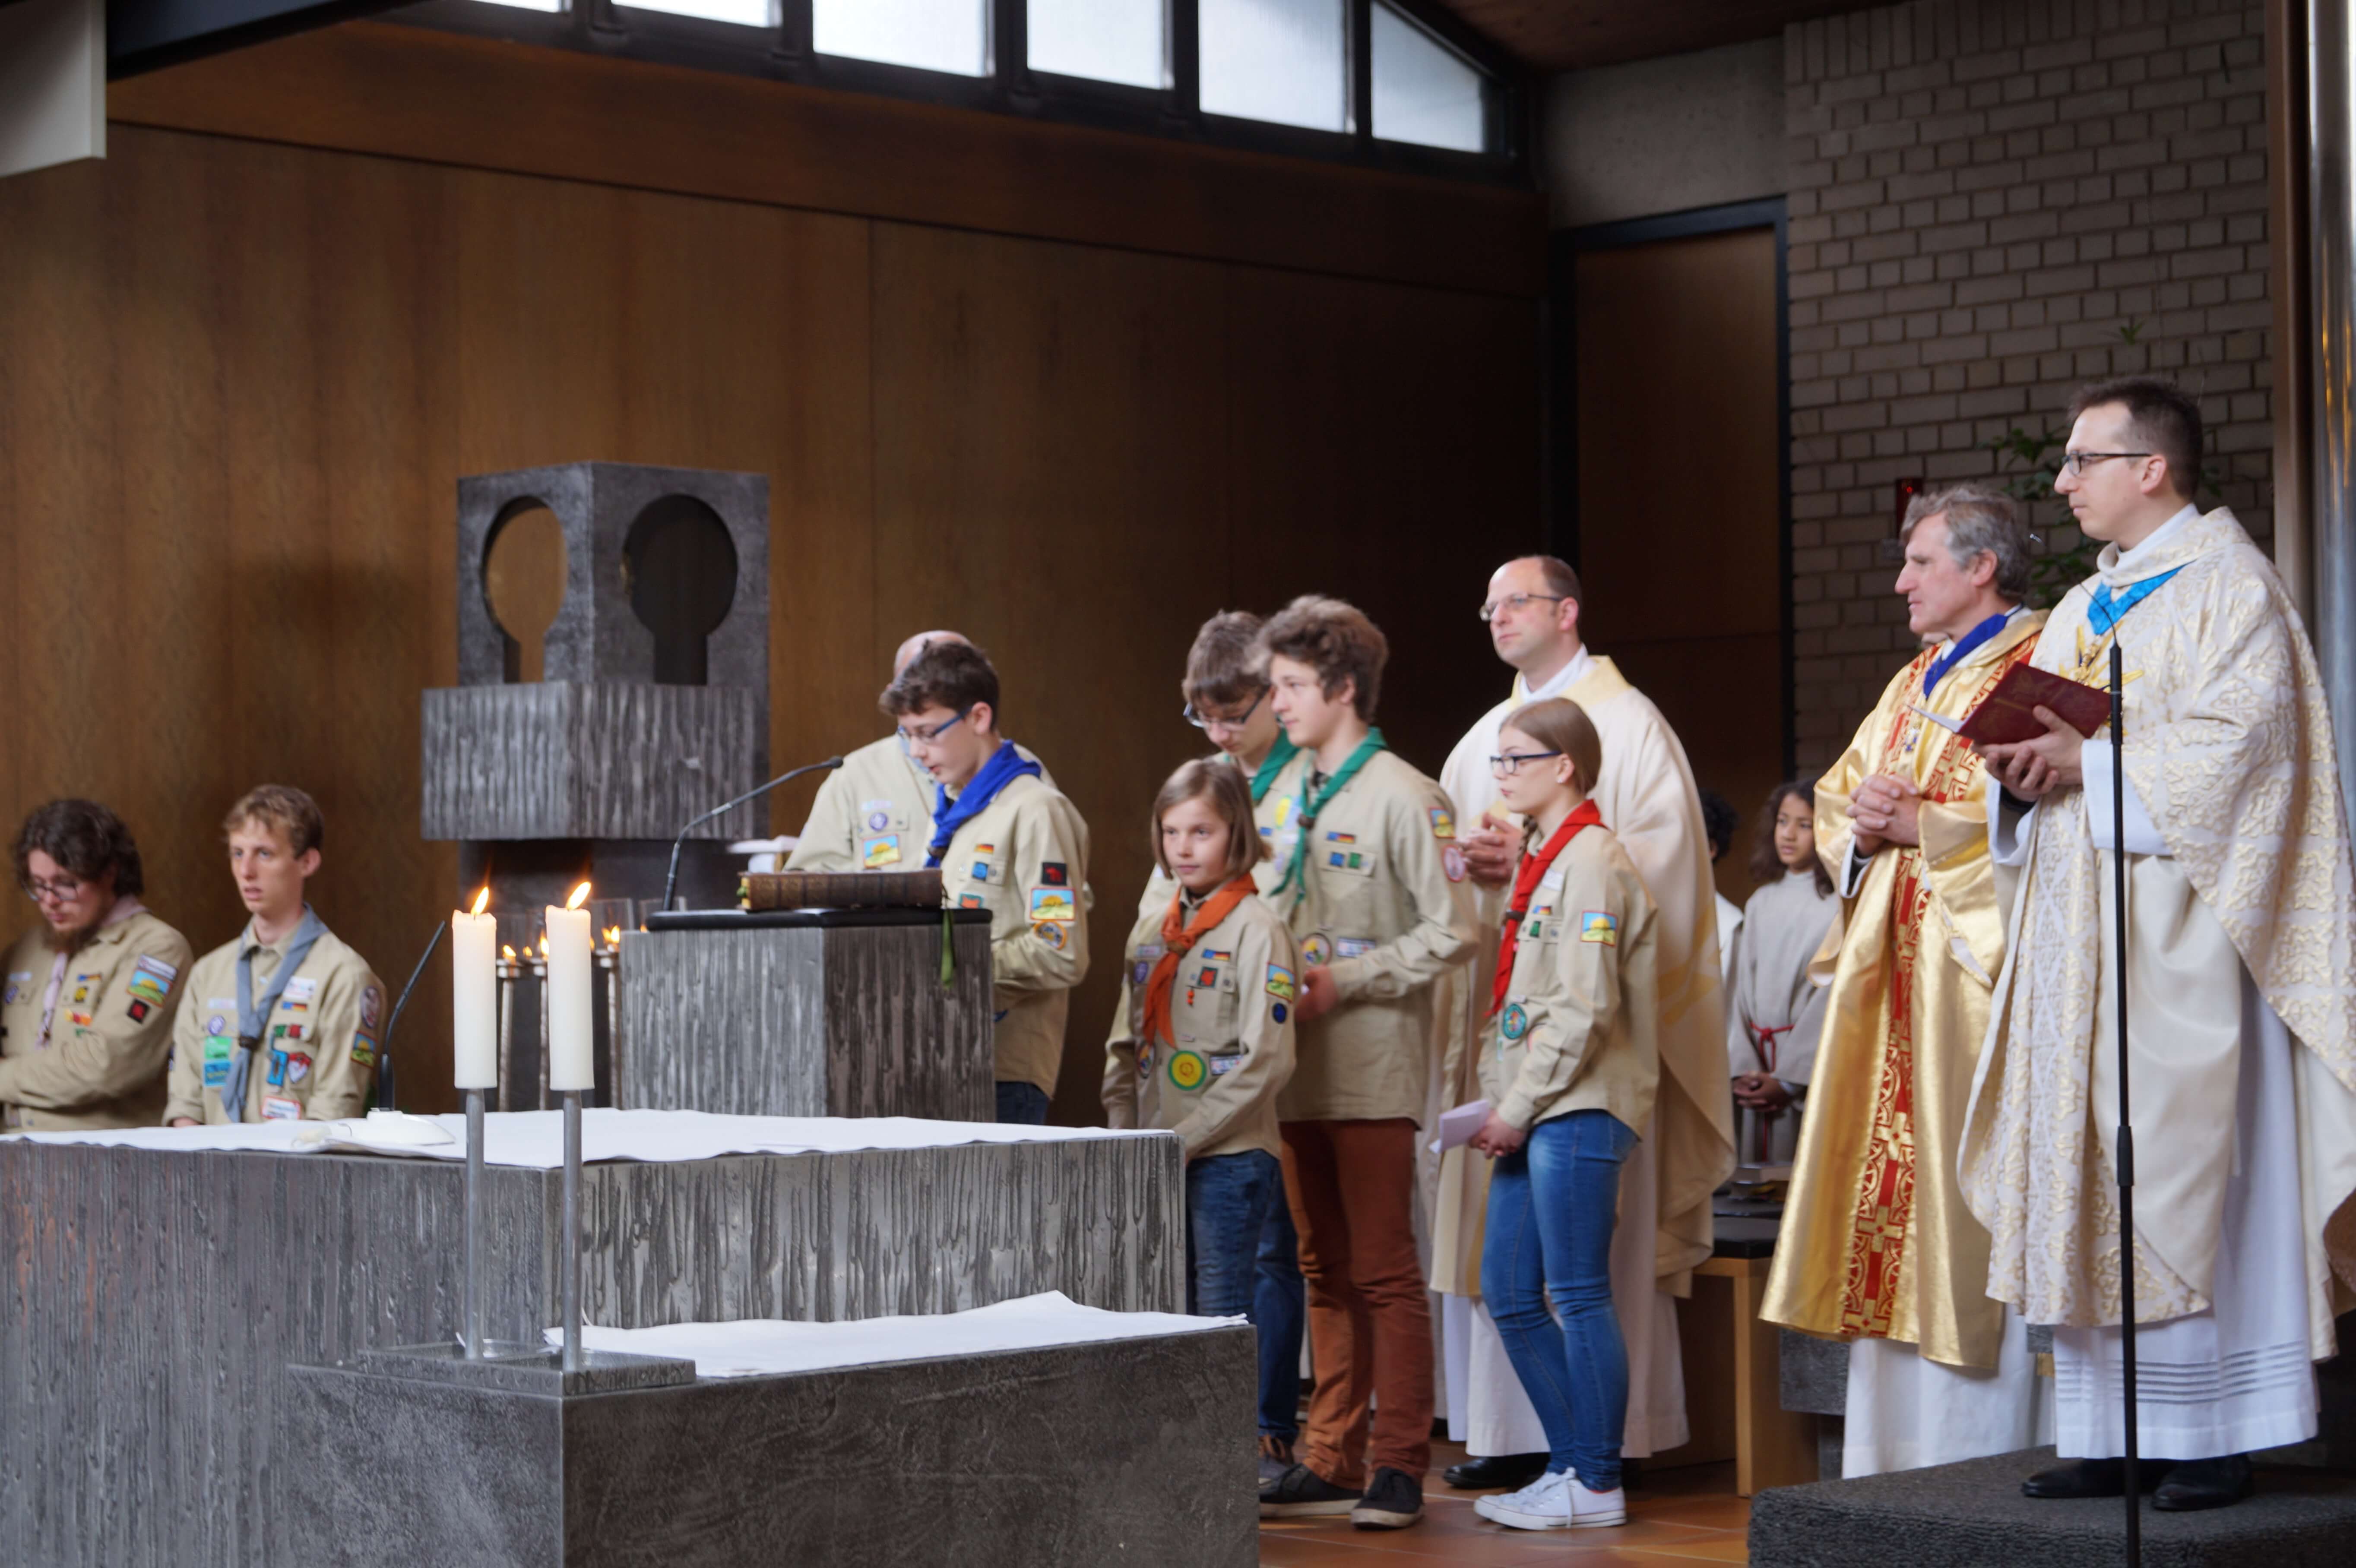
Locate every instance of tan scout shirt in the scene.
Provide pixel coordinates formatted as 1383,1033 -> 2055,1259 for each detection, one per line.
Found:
787,733 -> 1053,874
165,921 -> 386,1125
1271,747 -> 1479,1125
0,909 -> 195,1131
1102,890 -> 1297,1160
937,771 -> 1092,1094
1478,823 -> 1660,1138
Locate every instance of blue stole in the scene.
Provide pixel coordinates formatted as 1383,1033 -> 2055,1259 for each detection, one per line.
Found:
1923,610 -> 2013,695
2086,567 -> 2185,638
925,742 -> 1043,867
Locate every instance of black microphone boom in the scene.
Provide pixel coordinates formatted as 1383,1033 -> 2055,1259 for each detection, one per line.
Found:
660,756 -> 846,912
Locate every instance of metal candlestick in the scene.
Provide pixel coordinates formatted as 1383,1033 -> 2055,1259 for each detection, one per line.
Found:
561,1090 -> 584,1372
495,954 -> 519,1114
463,1087 -> 486,1358
597,943 -> 623,1110
532,955 -> 551,1111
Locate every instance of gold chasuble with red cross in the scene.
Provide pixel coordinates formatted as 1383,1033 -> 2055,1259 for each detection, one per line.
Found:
1760,609 -> 2043,1370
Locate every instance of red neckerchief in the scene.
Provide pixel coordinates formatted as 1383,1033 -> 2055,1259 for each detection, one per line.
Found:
1489,800 -> 1604,1018
1142,874 -> 1259,1049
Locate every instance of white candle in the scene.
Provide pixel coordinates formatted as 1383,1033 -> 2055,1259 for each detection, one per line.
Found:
545,885 -> 595,1093
452,892 -> 498,1090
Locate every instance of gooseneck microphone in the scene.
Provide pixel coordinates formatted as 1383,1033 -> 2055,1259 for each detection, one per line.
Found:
660,756 -> 846,912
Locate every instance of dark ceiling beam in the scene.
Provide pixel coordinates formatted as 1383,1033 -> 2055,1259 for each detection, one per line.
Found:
108,0 -> 412,79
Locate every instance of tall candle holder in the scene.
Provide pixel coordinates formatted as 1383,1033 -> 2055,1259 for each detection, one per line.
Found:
496,947 -> 520,1114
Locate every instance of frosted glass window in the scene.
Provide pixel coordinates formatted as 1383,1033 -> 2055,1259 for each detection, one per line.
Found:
1200,0 -> 1346,133
619,0 -> 770,25
1371,3 -> 1485,152
814,0 -> 990,77
1029,0 -> 1168,89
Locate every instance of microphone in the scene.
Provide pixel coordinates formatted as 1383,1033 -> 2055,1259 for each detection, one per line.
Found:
373,915 -> 451,1113
661,756 -> 846,912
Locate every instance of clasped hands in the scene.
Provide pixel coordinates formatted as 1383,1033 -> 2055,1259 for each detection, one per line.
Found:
1973,706 -> 2084,801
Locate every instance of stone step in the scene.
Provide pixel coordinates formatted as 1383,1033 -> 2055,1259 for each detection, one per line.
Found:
1749,1447 -> 2356,1568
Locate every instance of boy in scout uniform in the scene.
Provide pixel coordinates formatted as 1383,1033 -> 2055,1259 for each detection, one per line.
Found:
0,800 -> 194,1131
879,640 -> 1090,1124
1464,697 -> 1659,1533
788,629 -> 1054,874
1104,758 -> 1297,1316
1253,595 -> 1479,1533
165,786 -> 387,1126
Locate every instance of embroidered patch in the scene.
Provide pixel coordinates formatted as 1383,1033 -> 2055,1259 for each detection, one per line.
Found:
970,860 -> 993,882
360,986 -> 382,1031
1327,850 -> 1366,871
1137,1043 -> 1155,1074
1299,934 -> 1331,967
958,893 -> 985,910
204,1037 -> 231,1062
285,976 -> 319,1003
68,1011 -> 94,1029
975,843 -> 996,856
135,954 -> 179,986
1271,1001 -> 1289,1025
261,1096 -> 301,1122
862,835 -> 902,869
1201,948 -> 1231,962
278,996 -> 308,1014
1166,1050 -> 1208,1091
1264,964 -> 1297,1002
1028,888 -> 1077,923
1325,831 -> 1356,846
1040,862 -> 1069,887
284,1024 -> 305,1041
1501,1001 -> 1530,1042
1429,806 -> 1456,839
1335,937 -> 1375,960
287,1052 -> 313,1084
1209,1054 -> 1243,1076
70,983 -> 90,1006
203,1059 -> 231,1089
1197,966 -> 1218,986
1033,921 -> 1067,951
1580,911 -> 1619,946
127,999 -> 150,1023
351,1035 -> 376,1069
865,808 -> 892,832
1442,845 -> 1468,883
267,1050 -> 288,1087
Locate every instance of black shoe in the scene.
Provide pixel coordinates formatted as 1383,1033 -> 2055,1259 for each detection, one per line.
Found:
2021,1457 -> 2176,1499
1443,1451 -> 1550,1490
1258,1463 -> 1361,1518
2155,1454 -> 2252,1511
1349,1466 -> 1425,1530
1257,1435 -> 1295,1496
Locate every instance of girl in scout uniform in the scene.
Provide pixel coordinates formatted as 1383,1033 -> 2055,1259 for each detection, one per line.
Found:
1102,759 -> 1296,1319
1463,698 -> 1660,1533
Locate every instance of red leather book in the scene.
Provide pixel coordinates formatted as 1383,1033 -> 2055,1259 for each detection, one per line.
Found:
1957,663 -> 2113,744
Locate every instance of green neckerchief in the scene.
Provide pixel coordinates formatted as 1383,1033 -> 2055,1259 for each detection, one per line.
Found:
1248,734 -> 1302,805
1276,728 -> 1387,903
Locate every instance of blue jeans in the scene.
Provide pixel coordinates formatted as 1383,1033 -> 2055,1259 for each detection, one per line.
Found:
1254,1188 -> 1305,1442
1480,1110 -> 1638,1492
1187,1150 -> 1282,1318
994,1081 -> 1049,1125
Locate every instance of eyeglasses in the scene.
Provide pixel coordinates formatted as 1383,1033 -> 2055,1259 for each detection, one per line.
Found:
1477,592 -> 1569,623
1183,689 -> 1266,732
894,705 -> 974,749
22,875 -> 85,905
1488,750 -> 1562,776
2060,451 -> 2152,476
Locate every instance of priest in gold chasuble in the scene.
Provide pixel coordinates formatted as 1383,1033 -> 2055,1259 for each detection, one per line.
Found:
1760,487 -> 2052,1476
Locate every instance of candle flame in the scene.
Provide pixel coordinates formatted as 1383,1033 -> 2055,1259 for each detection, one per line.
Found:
501,945 -> 516,961
566,880 -> 592,910
469,886 -> 491,916
603,926 -> 622,948
539,936 -> 550,958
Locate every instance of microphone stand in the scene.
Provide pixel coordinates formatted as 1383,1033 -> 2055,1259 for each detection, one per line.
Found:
2111,642 -> 2142,1568
374,916 -> 450,1113
660,757 -> 846,912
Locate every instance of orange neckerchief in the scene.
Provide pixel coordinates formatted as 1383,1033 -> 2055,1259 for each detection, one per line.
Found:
1489,799 -> 1604,1018
1141,874 -> 1260,1049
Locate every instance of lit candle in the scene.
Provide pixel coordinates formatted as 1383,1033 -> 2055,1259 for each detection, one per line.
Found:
545,881 -> 595,1092
452,886 -> 497,1089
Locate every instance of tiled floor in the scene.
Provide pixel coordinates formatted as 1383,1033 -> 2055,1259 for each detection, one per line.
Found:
1260,1444 -> 1750,1565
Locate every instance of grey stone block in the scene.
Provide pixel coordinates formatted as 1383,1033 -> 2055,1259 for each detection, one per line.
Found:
617,917 -> 992,1119
1749,1446 -> 2356,1568
0,1132 -> 1183,1567
421,683 -> 764,841
1780,1327 -> 1849,1416
284,1329 -> 1258,1568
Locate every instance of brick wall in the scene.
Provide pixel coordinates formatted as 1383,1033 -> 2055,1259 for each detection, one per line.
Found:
1783,0 -> 2273,772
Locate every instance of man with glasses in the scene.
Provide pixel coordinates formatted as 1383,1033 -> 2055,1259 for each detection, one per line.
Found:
1429,555 -> 1735,1490
785,629 -> 1053,875
880,639 -> 1089,1125
1758,487 -> 2049,1478
0,800 -> 193,1131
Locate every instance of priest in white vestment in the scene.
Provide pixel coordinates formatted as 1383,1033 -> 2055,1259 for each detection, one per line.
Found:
1431,555 -> 1737,1483
1966,378 -> 2356,1511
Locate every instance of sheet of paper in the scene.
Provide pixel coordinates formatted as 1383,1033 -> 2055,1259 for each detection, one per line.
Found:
1429,1098 -> 1492,1155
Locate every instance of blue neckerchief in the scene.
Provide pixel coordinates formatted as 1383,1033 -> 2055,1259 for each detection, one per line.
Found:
1922,610 -> 2013,695
2087,566 -> 2185,638
925,742 -> 1043,867
223,906 -> 328,1124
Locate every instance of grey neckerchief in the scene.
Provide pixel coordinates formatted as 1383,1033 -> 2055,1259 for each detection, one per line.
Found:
222,907 -> 327,1124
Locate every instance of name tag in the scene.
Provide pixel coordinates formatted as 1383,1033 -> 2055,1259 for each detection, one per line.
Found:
261,1096 -> 302,1122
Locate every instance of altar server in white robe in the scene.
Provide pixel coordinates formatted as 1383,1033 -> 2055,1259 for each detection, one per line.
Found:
1432,555 -> 1737,1484
1967,376 -> 2356,1511
1723,782 -> 1837,1165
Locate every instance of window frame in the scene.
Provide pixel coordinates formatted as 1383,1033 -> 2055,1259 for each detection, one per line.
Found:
394,0 -> 1528,185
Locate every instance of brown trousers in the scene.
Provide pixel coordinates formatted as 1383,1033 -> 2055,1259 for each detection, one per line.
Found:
1280,1116 -> 1434,1485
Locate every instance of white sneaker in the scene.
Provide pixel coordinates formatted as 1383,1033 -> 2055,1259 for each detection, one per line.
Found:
1474,1470 -> 1573,1530
1567,1477 -> 1627,1527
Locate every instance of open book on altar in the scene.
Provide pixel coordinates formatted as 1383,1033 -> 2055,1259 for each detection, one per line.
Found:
1911,662 -> 2112,746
